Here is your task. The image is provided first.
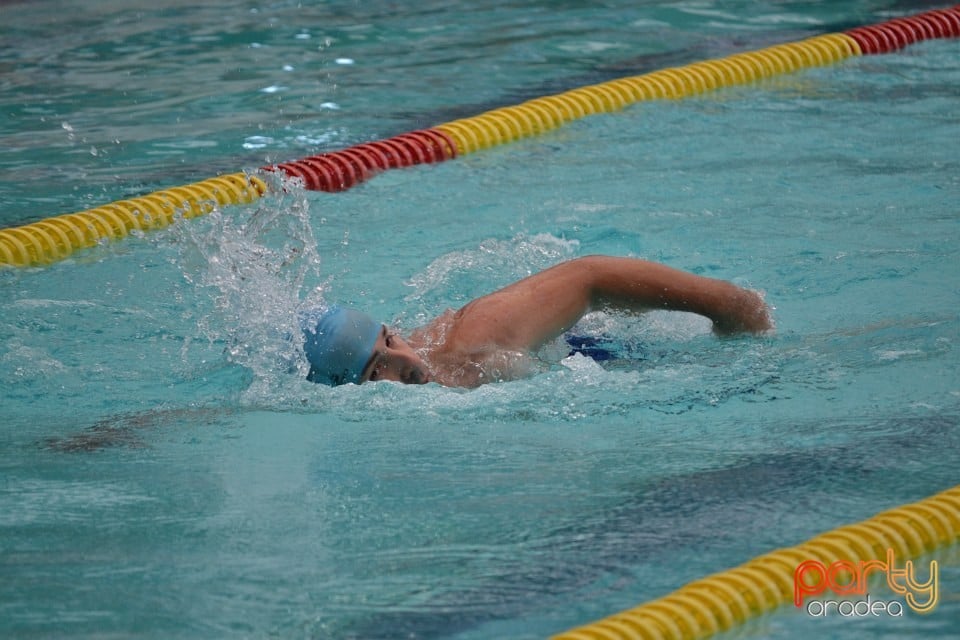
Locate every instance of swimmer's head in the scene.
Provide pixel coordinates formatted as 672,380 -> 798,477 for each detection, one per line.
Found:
300,305 -> 381,386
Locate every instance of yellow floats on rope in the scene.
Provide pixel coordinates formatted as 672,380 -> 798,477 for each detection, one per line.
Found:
0,173 -> 267,267
435,33 -> 861,155
553,483 -> 960,640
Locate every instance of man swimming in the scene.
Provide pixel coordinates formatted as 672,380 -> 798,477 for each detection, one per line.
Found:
302,255 -> 773,388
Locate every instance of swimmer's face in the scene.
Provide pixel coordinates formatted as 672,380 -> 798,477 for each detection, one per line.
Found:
360,326 -> 431,385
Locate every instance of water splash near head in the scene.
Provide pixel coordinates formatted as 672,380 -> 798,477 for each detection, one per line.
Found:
170,175 -> 327,398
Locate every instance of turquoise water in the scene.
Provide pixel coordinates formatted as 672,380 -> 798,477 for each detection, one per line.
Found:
2,1 -> 959,638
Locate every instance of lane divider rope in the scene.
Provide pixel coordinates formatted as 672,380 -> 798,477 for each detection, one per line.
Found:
1,4 -> 957,267
553,483 -> 960,640
435,32 -> 860,155
0,173 -> 267,267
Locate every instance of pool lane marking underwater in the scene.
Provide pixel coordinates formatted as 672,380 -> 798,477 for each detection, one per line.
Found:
1,5 -> 958,268
553,484 -> 960,640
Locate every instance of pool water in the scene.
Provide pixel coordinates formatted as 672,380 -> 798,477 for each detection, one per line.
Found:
1,1 -> 959,638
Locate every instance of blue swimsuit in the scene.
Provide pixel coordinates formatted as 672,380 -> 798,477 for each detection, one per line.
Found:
565,334 -> 620,362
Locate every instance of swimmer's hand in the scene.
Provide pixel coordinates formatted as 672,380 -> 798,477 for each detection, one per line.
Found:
711,288 -> 774,336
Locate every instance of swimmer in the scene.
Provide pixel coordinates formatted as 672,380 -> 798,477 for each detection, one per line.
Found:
302,255 -> 773,388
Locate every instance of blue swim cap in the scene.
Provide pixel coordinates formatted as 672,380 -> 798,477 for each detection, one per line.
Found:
300,305 -> 381,386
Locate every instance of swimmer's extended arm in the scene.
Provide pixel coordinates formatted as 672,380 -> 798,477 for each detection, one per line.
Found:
446,256 -> 772,352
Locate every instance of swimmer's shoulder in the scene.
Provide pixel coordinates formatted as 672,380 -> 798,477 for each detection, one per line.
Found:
408,309 -> 457,347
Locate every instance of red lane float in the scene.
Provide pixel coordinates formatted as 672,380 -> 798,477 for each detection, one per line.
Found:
265,128 -> 457,192
845,6 -> 960,53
